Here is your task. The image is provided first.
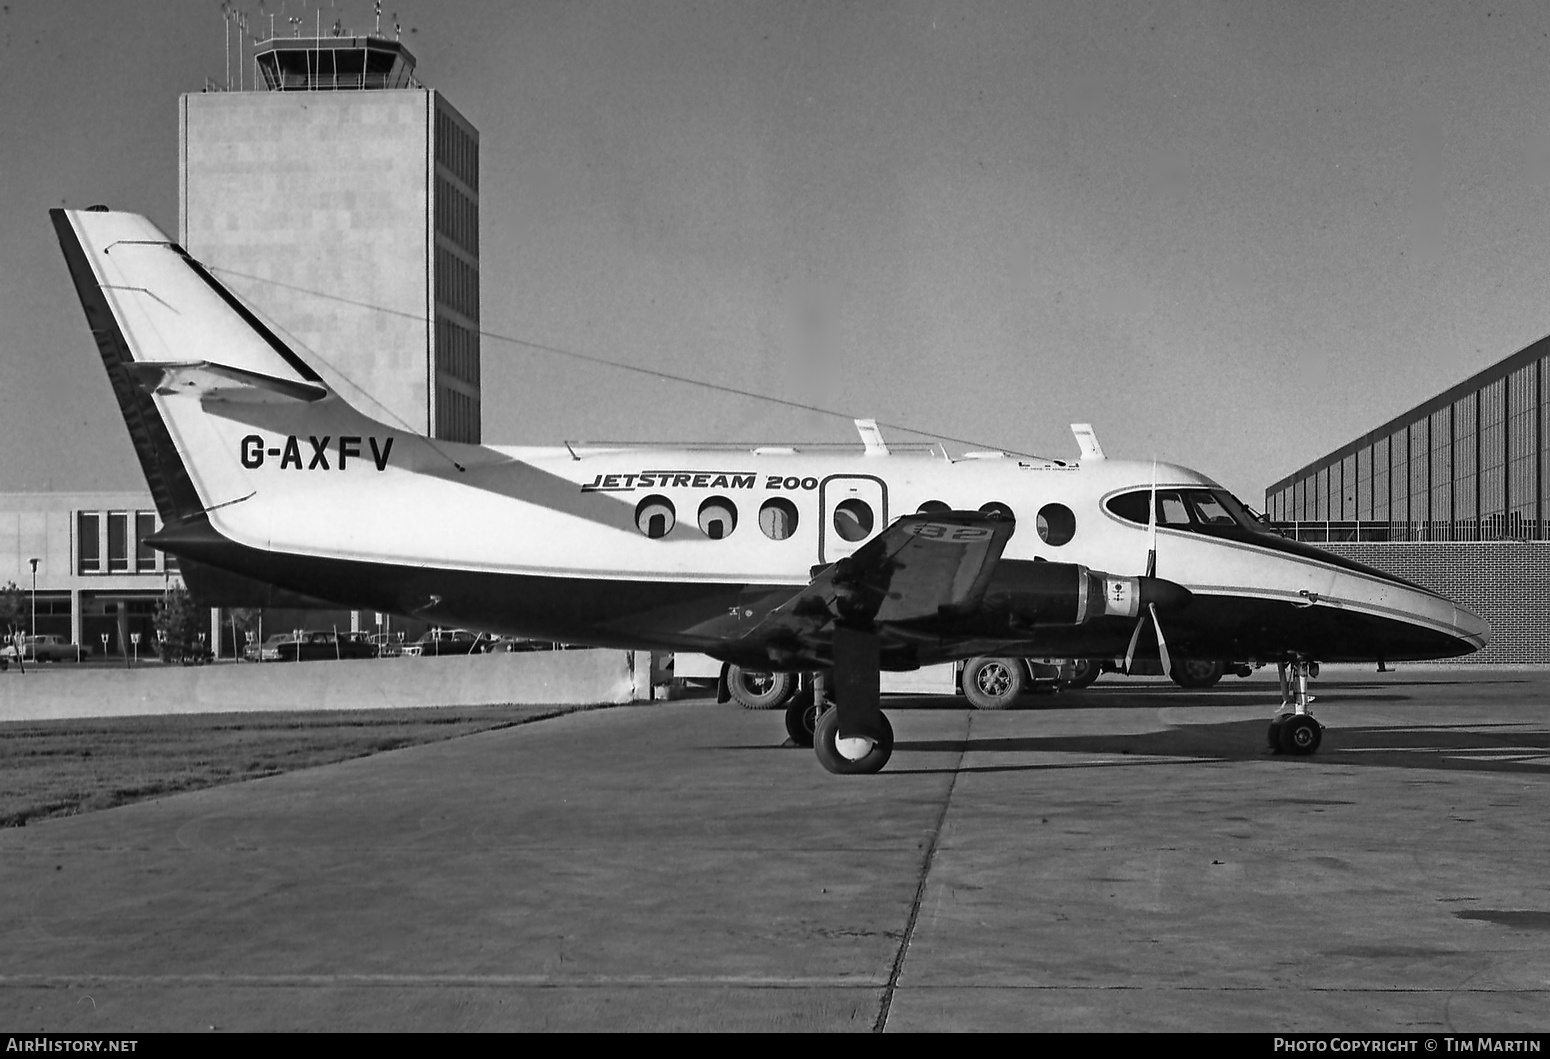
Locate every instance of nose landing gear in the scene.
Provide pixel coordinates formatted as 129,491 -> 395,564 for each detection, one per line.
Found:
1269,659 -> 1324,755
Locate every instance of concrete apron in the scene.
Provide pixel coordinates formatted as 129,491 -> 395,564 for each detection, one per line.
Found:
0,650 -> 645,720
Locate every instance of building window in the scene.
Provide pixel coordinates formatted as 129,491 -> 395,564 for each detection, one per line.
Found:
1507,362 -> 1537,537
1409,419 -> 1429,533
1356,445 -> 1373,522
1454,393 -> 1478,540
1480,378 -> 1506,537
1430,407 -> 1452,536
77,512 -> 100,574
107,512 -> 129,573
136,511 -> 158,572
1389,428 -> 1409,539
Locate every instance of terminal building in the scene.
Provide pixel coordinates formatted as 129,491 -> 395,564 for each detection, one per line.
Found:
1266,333 -> 1550,663
0,493 -> 180,656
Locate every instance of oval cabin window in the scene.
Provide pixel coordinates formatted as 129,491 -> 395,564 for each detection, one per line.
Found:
833,498 -> 875,542
698,497 -> 738,540
759,498 -> 799,541
635,495 -> 676,539
1036,503 -> 1076,546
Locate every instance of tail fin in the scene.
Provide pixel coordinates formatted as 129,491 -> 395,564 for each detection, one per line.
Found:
50,208 -> 329,525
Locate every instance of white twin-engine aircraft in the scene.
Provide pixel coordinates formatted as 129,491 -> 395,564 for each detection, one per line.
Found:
53,208 -> 1489,774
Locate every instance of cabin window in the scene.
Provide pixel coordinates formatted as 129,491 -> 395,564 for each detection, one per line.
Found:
635,495 -> 676,539
759,498 -> 799,540
833,498 -> 874,542
979,501 -> 1015,521
698,497 -> 738,540
1036,503 -> 1076,546
916,500 -> 951,514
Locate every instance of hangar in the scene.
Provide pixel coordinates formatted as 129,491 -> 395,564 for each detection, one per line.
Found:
1266,333 -> 1550,663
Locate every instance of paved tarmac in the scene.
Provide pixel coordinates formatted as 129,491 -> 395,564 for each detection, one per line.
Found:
1,668 -> 1548,1032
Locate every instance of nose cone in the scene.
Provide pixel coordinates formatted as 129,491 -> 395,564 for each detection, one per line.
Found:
1327,569 -> 1491,660
1451,602 -> 1491,652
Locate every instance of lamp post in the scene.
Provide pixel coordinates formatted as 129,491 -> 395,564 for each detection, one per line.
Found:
27,558 -> 37,663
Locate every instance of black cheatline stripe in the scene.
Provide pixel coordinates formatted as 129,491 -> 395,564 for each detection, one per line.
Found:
50,209 -> 205,525
167,243 -> 326,384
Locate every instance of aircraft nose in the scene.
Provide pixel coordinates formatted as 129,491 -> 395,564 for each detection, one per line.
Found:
1451,602 -> 1491,651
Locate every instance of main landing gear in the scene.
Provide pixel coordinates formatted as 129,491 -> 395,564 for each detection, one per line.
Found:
781,628 -> 896,774
1268,659 -> 1324,756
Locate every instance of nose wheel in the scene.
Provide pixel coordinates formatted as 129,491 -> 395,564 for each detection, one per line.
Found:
1270,660 -> 1324,755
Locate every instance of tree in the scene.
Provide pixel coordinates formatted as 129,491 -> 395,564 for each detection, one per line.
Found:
153,586 -> 206,664
228,607 -> 261,657
0,581 -> 25,668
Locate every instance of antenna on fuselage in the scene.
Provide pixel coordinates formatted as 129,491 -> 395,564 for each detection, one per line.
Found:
1071,423 -> 1105,460
854,419 -> 889,456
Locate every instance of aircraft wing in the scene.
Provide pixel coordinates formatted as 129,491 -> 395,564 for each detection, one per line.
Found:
740,511 -> 1015,652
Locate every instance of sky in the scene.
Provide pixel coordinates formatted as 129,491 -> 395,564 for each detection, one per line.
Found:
6,0 -> 1550,505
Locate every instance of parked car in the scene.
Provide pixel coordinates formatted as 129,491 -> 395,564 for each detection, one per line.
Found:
259,630 -> 378,662
0,634 -> 90,662
366,632 -> 402,658
401,628 -> 489,657
1061,657 -> 1256,689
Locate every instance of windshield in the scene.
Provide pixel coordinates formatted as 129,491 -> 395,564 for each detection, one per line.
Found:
1106,488 -> 1280,536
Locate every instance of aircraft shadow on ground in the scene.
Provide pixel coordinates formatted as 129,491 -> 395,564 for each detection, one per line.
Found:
888,716 -> 1550,778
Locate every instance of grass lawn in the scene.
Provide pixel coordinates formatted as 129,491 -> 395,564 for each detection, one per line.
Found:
0,704 -> 589,827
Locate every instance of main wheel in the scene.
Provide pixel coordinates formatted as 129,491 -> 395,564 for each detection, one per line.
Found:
727,665 -> 796,710
784,692 -> 819,748
1170,658 -> 1225,689
961,656 -> 1024,709
1063,658 -> 1102,689
1278,714 -> 1323,756
813,707 -> 894,775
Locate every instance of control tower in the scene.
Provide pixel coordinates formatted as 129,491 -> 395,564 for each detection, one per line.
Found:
179,34 -> 481,442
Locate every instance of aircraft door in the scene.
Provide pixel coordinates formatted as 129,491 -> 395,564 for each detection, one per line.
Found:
819,475 -> 887,564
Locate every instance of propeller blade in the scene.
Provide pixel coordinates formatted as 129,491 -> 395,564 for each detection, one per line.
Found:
1125,613 -> 1146,675
1150,602 -> 1172,677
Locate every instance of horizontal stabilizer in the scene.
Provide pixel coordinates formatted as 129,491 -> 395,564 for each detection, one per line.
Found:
128,361 -> 329,403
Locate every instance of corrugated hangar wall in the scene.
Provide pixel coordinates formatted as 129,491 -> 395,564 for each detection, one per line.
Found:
1318,542 -> 1550,664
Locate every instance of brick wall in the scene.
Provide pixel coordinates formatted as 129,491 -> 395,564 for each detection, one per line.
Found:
1319,542 -> 1550,663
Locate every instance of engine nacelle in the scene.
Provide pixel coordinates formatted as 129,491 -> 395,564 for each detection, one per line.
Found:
981,561 -> 1190,627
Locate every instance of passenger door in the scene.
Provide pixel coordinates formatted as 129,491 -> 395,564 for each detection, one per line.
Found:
818,475 -> 888,565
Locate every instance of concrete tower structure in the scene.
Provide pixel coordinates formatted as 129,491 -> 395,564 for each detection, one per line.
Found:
178,35 -> 481,442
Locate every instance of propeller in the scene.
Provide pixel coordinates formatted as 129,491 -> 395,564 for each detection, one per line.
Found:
1124,462 -> 1174,676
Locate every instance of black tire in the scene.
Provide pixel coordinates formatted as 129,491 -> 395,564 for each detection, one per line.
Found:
1063,658 -> 1102,689
961,656 -> 1024,709
1267,715 -> 1287,751
727,665 -> 797,710
1278,714 -> 1323,756
784,692 -> 818,748
813,707 -> 894,775
1170,658 -> 1225,689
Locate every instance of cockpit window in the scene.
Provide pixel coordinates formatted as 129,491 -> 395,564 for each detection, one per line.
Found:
1158,494 -> 1191,525
1105,488 -> 1277,537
